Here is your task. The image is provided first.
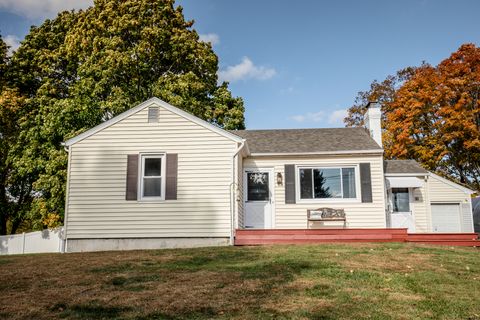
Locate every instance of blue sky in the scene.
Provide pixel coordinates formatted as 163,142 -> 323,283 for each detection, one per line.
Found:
1,0 -> 479,129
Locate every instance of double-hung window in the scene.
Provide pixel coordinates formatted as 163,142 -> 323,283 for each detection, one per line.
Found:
140,154 -> 165,200
298,166 -> 357,200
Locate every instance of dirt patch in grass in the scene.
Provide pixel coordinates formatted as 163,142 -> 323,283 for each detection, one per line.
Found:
336,250 -> 438,273
261,278 -> 336,316
387,291 -> 424,302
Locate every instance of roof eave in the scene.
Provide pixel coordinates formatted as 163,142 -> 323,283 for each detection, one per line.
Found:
249,149 -> 384,157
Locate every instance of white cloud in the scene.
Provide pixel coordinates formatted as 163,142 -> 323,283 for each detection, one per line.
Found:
328,109 -> 348,125
0,0 -> 93,20
218,57 -> 276,83
291,115 -> 306,122
199,33 -> 220,45
290,108 -> 347,125
3,34 -> 20,55
290,111 -> 325,123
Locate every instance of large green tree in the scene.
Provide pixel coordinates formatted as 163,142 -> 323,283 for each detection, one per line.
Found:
0,35 -> 7,89
0,34 -> 12,235
4,0 -> 245,232
345,44 -> 480,191
0,35 -> 37,235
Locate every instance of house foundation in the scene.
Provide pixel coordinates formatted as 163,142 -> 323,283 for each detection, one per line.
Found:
66,237 -> 230,252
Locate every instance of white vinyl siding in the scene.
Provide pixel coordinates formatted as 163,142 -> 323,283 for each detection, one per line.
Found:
461,203 -> 473,232
66,105 -> 236,239
411,186 -> 430,232
243,154 -> 386,229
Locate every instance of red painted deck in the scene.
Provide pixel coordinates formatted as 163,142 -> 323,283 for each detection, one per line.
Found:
235,229 -> 480,247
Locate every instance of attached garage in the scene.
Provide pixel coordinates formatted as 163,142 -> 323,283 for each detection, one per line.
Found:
431,203 -> 462,233
384,160 -> 476,233
428,173 -> 475,233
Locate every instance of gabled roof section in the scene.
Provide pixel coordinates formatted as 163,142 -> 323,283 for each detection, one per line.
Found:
429,172 -> 475,194
63,97 -> 244,146
228,127 -> 383,155
384,160 -> 429,175
384,160 -> 475,194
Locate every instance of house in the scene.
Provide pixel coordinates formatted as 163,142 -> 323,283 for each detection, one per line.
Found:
62,98 -> 476,252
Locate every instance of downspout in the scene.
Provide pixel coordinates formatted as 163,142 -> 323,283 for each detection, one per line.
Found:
230,139 -> 245,246
61,143 -> 72,253
424,174 -> 432,232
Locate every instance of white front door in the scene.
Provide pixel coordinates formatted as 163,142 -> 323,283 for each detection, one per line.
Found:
389,188 -> 416,232
244,169 -> 274,229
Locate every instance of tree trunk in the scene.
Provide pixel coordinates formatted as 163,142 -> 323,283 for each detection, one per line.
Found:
0,191 -> 8,235
0,209 -> 6,236
0,167 -> 8,235
10,218 -> 21,235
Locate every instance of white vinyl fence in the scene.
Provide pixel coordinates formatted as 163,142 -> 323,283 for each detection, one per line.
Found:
0,228 -> 64,255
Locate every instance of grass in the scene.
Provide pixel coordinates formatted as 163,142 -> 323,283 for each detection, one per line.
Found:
0,243 -> 479,319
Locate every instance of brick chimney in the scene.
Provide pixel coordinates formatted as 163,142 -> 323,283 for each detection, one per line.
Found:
365,101 -> 382,148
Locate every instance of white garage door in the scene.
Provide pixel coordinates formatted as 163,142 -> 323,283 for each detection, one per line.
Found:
431,203 -> 462,233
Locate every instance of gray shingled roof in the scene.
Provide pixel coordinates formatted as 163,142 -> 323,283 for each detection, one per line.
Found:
384,160 -> 428,174
229,127 -> 382,154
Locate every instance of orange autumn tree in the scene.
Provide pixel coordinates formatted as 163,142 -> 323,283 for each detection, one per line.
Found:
345,44 -> 480,191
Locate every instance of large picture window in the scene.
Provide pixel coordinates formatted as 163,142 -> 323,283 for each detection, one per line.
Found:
298,167 -> 357,200
140,154 -> 165,199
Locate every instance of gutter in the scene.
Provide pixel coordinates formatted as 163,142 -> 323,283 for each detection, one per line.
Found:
384,173 -> 430,177
230,139 -> 246,246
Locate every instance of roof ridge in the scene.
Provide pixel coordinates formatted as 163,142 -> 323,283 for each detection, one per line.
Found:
230,126 -> 382,154
229,127 -> 363,132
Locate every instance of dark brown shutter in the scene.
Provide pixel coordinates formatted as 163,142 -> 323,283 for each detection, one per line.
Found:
360,163 -> 373,203
165,153 -> 178,200
284,164 -> 296,204
126,154 -> 139,200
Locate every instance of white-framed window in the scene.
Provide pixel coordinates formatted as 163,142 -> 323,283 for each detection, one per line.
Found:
296,165 -> 359,202
139,153 -> 165,200
391,188 -> 410,212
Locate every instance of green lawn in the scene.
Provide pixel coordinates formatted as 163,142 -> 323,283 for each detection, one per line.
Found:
0,243 -> 479,319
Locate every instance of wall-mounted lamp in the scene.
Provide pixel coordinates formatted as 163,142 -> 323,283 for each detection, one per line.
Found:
276,172 -> 283,186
